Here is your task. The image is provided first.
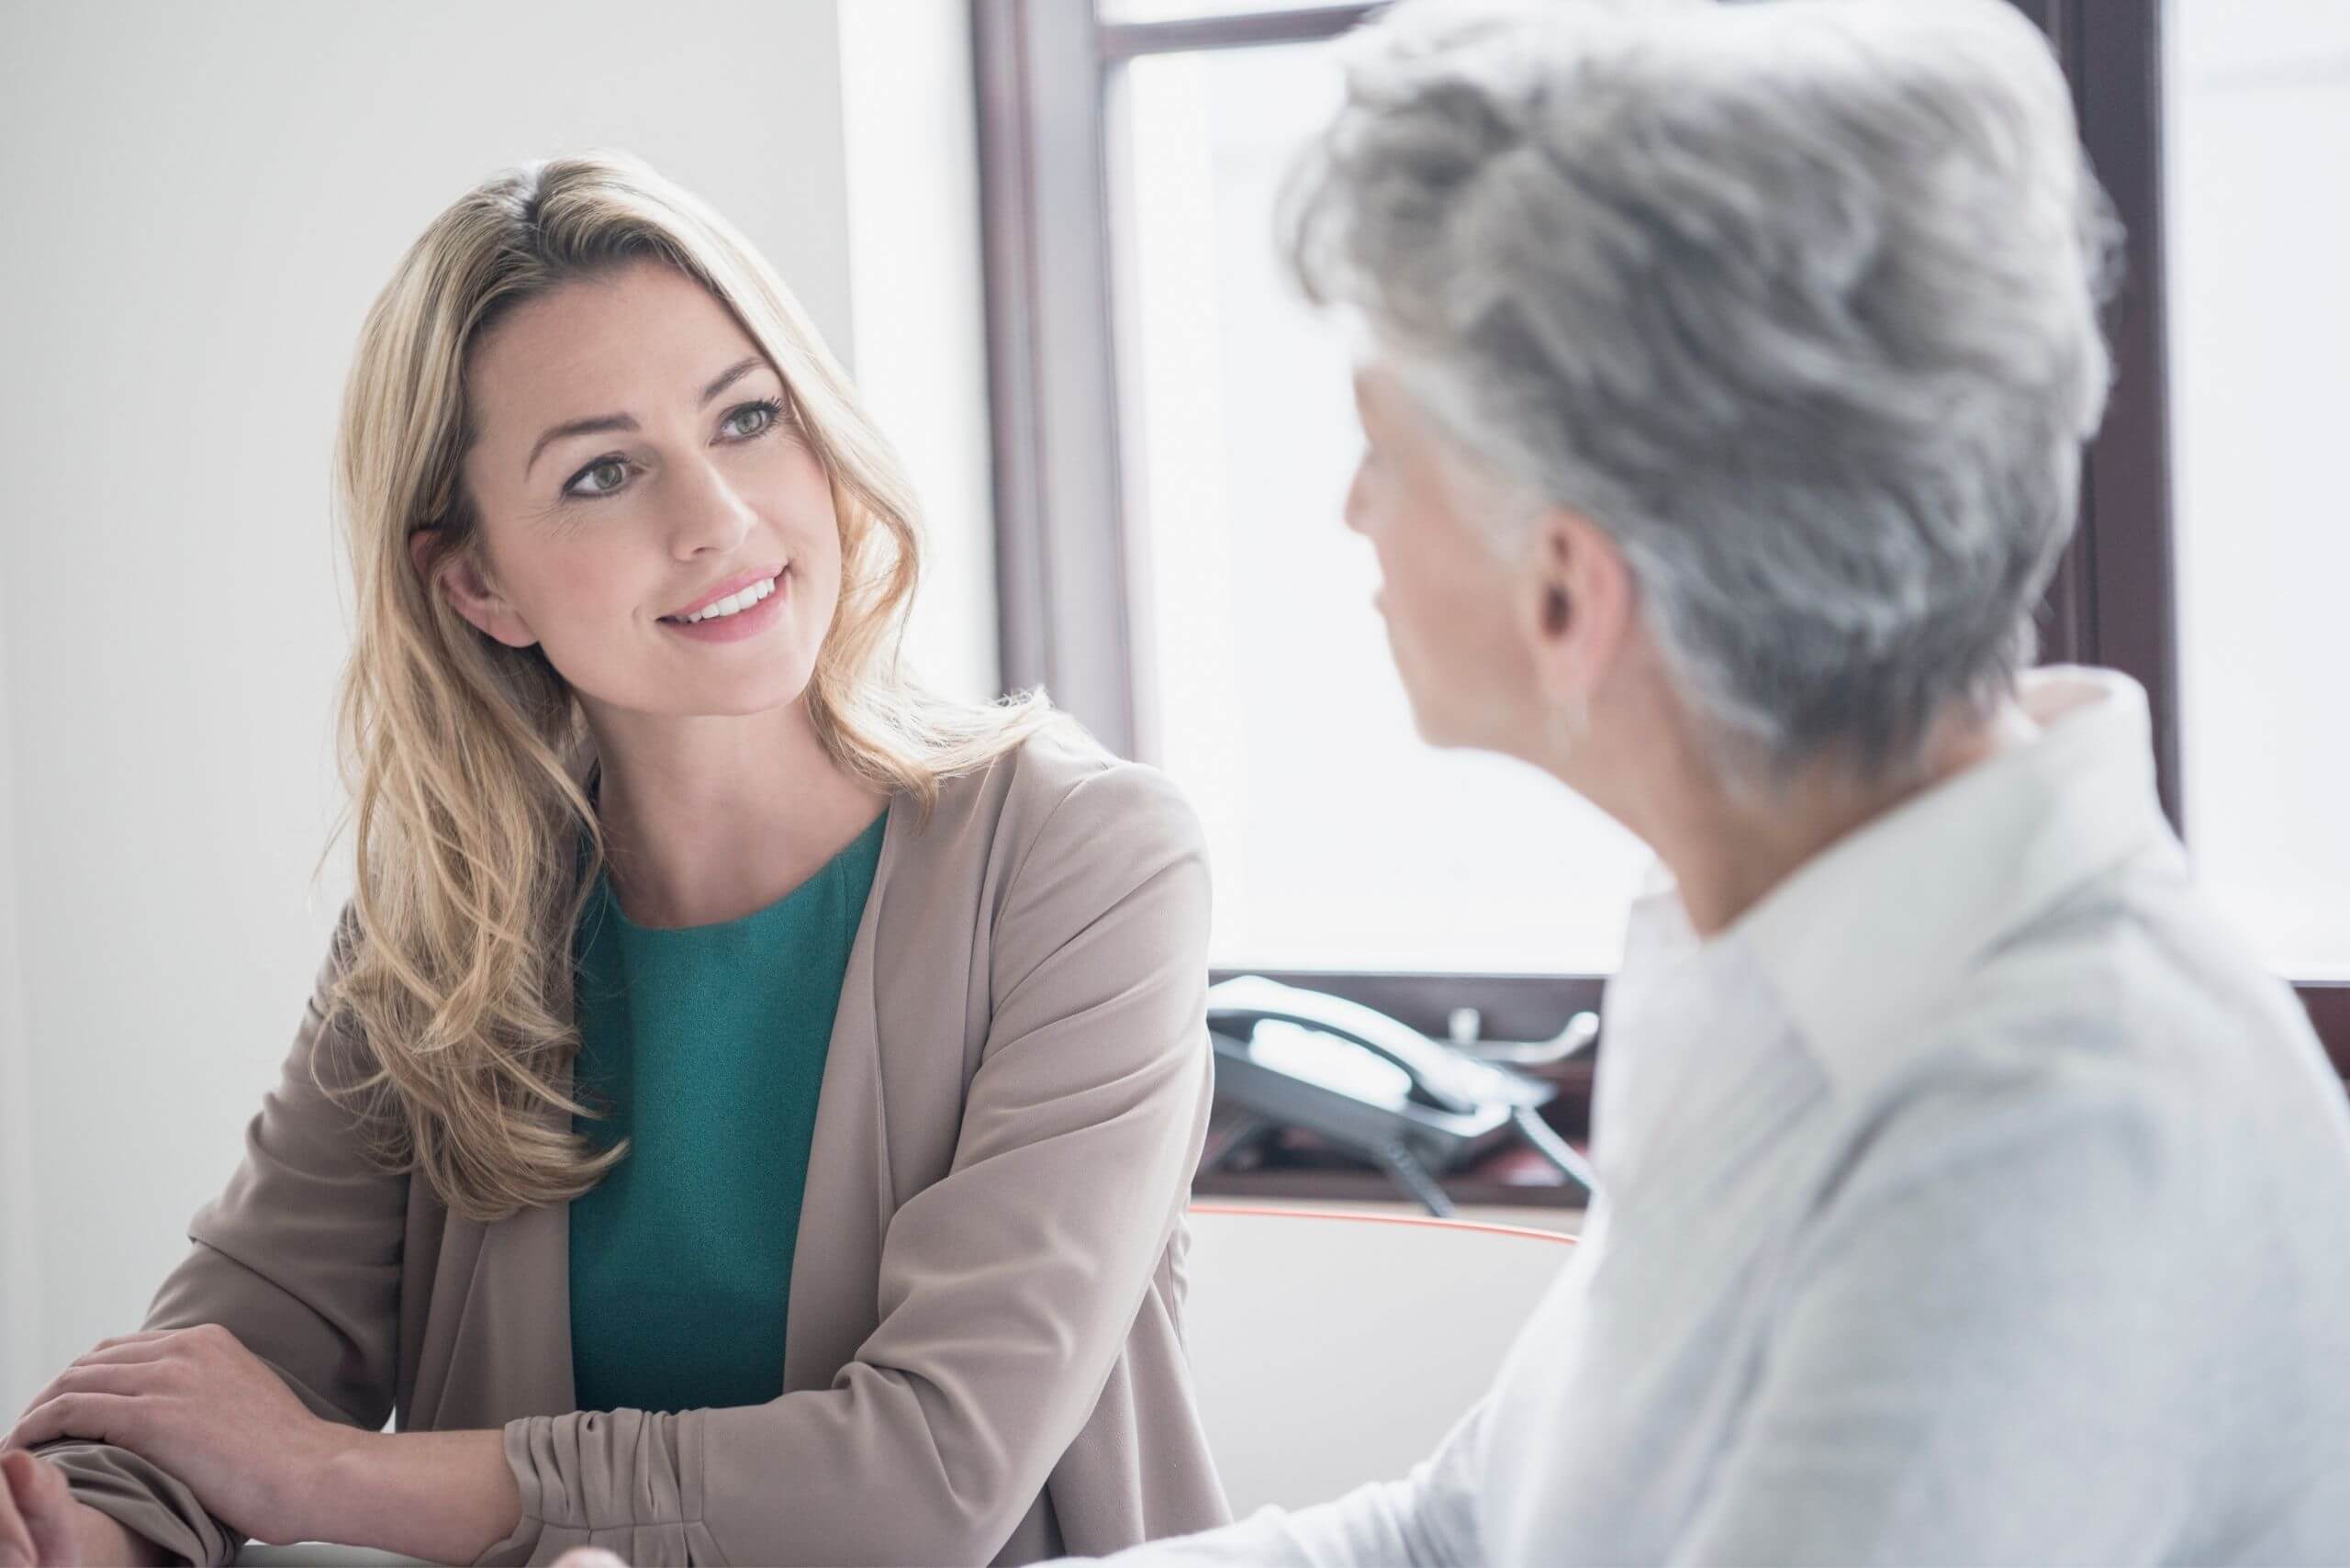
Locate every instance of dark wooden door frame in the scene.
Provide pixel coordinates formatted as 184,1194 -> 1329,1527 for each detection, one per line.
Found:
2020,0 -> 2186,836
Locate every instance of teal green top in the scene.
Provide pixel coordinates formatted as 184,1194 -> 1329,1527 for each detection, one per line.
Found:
567,811 -> 889,1415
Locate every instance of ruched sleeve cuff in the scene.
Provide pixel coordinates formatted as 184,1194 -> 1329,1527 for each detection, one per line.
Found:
37,1437 -> 228,1566
472,1410 -> 730,1567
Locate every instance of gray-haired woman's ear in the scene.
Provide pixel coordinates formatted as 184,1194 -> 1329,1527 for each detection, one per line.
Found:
1280,0 -> 2122,790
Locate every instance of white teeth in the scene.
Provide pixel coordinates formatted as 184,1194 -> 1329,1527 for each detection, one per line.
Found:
677,575 -> 777,623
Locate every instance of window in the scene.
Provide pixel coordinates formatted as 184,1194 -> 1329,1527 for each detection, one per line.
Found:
2166,0 -> 2350,980
1112,38 -> 1651,976
974,0 -> 2348,1078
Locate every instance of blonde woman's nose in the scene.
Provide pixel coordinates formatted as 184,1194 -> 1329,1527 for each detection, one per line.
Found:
669,460 -> 759,560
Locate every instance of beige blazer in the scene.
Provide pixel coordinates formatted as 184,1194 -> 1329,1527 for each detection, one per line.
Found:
37,725 -> 1232,1565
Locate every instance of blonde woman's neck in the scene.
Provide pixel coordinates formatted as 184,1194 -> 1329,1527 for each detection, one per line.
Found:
583,692 -> 890,931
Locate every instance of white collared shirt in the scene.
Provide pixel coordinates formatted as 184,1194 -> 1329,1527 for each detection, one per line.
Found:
1098,666 -> 2350,1565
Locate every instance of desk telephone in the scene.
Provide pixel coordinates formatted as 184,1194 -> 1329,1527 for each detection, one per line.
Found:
1203,974 -> 1599,1215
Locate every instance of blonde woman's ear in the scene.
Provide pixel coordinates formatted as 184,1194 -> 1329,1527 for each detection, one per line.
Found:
408,528 -> 539,649
405,526 -> 439,595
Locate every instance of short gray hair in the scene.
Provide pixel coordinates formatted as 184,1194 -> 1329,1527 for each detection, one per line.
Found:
1282,0 -> 2122,783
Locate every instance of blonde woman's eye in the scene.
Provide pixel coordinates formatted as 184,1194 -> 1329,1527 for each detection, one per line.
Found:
564,457 -> 630,499
728,397 -> 786,438
559,398 -> 787,503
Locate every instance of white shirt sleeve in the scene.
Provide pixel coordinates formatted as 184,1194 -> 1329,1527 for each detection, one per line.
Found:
1669,1070 -> 2203,1566
1070,1391 -> 1494,1567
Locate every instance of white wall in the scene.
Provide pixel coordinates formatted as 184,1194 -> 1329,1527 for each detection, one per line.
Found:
1182,1207 -> 1575,1515
0,546 -> 39,1413
839,0 -> 1003,701
0,0 -> 997,1416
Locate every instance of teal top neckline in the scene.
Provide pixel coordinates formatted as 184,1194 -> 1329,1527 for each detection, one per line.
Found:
588,808 -> 890,937
565,807 -> 890,1417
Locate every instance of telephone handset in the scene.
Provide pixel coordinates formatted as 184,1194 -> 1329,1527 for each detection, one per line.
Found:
1204,974 -> 1598,1215
1205,975 -> 1553,1116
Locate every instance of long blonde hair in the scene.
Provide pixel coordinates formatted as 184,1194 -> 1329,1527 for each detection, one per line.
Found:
318,149 -> 1066,1224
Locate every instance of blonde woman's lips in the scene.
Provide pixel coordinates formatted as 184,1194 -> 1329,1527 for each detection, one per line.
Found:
659,566 -> 788,643
662,562 -> 786,620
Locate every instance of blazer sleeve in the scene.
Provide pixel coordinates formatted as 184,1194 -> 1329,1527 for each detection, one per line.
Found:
31,903 -> 407,1567
480,761 -> 1220,1568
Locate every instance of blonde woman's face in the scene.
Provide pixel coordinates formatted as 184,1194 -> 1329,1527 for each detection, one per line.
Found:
438,259 -> 841,718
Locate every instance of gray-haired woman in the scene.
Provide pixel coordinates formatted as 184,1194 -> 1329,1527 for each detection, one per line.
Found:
1062,0 -> 2350,1562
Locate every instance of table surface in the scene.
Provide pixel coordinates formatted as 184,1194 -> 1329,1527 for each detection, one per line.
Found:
236,1546 -> 431,1565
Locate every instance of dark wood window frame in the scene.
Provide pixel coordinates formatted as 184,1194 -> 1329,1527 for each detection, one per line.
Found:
973,0 -> 2349,1200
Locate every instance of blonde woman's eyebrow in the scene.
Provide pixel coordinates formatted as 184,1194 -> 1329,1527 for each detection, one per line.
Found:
522,354 -> 770,480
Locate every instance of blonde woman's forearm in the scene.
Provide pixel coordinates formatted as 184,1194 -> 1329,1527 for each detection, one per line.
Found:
72,1502 -> 174,1567
316,1428 -> 521,1565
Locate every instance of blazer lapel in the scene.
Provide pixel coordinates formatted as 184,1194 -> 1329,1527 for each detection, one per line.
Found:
408,1063 -> 581,1429
782,790 -> 908,1394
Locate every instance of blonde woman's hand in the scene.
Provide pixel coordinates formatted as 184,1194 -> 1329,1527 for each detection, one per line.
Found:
551,1551 -> 630,1568
2,1324 -> 362,1548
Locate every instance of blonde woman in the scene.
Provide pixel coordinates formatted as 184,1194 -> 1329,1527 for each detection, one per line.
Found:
0,150 -> 1228,1566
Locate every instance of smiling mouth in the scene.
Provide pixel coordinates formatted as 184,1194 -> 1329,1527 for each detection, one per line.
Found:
659,569 -> 784,625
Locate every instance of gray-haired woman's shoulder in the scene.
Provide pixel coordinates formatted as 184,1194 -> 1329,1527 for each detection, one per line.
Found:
1958,846 -> 2329,1088
1878,852 -> 2350,1223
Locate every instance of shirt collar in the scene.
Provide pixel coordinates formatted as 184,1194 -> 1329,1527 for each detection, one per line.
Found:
1626,666 -> 2178,1099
